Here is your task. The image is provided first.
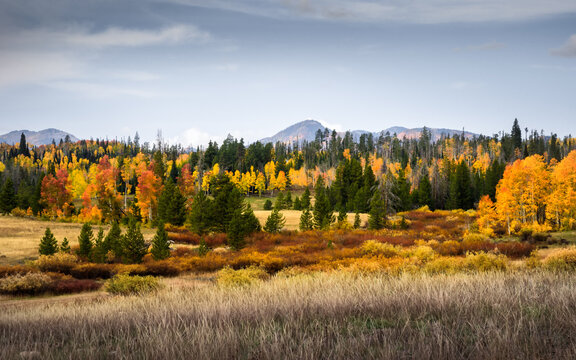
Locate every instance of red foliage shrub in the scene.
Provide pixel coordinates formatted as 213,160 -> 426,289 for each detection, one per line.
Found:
172,247 -> 196,257
69,263 -> 116,279
461,236 -> 495,253
436,241 -> 463,256
168,232 -> 199,244
495,242 -> 534,258
141,261 -> 181,277
206,233 -> 227,247
49,278 -> 102,294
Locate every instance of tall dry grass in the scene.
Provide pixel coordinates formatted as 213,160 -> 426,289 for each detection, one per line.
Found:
1,271 -> 576,359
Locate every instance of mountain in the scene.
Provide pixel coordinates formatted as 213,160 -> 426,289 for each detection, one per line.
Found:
0,129 -> 79,146
260,120 -> 478,144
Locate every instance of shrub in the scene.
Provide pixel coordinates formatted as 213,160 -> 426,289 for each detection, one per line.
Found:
424,257 -> 466,274
70,263 -> 116,279
141,261 -> 181,277
360,240 -> 401,258
33,253 -> 78,273
495,242 -> 534,258
114,264 -> 148,276
543,248 -> 576,271
0,273 -> 51,296
49,278 -> 102,295
106,274 -> 162,295
216,266 -> 269,287
532,232 -> 550,243
406,246 -> 436,263
464,252 -> 508,272
0,265 -> 36,278
461,234 -> 495,253
436,240 -> 462,256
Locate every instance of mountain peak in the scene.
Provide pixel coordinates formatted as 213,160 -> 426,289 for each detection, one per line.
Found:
0,129 -> 79,146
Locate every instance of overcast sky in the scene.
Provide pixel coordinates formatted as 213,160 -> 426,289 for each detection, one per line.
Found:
0,0 -> 575,146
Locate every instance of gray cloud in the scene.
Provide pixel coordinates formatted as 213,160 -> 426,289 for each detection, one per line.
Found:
551,34 -> 576,57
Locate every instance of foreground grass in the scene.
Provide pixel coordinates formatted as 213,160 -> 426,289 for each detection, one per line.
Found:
1,271 -> 576,359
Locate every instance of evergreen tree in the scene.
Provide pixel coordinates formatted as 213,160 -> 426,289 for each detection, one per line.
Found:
19,133 -> 30,156
197,237 -> 209,257
392,169 -> 411,212
0,178 -> 17,214
188,191 -> 213,235
153,150 -> 165,182
60,237 -> 71,253
353,212 -> 361,229
300,187 -> 311,209
263,199 -> 273,210
151,222 -> 171,260
227,208 -> 246,250
275,192 -> 285,210
511,118 -> 522,153
293,196 -> 302,210
264,209 -> 286,233
368,191 -> 387,230
417,174 -> 432,208
242,203 -> 262,234
284,191 -> 293,209
39,227 -> 58,256
123,219 -> 148,263
299,208 -> 314,231
211,174 -> 244,233
104,221 -> 123,259
448,161 -> 473,210
313,177 -> 335,230
91,228 -> 107,263
157,179 -> 186,226
77,223 -> 94,258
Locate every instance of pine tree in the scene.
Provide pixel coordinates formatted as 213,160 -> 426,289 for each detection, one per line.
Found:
300,187 -> 311,209
264,209 -> 286,233
77,223 -> 94,258
123,219 -> 148,263
284,191 -> 293,209
313,177 -> 335,230
417,174 -> 432,208
19,133 -> 30,156
188,190 -> 213,235
368,191 -> 387,230
197,237 -> 209,257
157,179 -> 186,226
60,237 -> 71,253
293,196 -> 302,210
242,203 -> 262,234
91,228 -> 107,263
274,192 -> 285,210
512,118 -> 522,152
104,221 -> 123,259
263,199 -> 273,210
299,208 -> 314,231
151,222 -> 171,260
392,169 -> 411,212
353,212 -> 361,229
0,178 -> 17,214
39,227 -> 58,255
227,208 -> 246,251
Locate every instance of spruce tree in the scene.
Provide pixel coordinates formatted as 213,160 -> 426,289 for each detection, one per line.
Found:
299,208 -> 314,231
19,133 -> 30,156
0,178 -> 17,214
60,237 -> 71,253
242,203 -> 262,233
188,190 -> 213,235
313,177 -> 335,230
264,209 -> 286,233
284,191 -> 293,209
293,196 -> 302,210
511,118 -> 522,152
77,223 -> 94,258
417,175 -> 432,209
368,191 -> 386,230
123,219 -> 148,263
91,228 -> 107,263
157,179 -> 186,226
353,212 -> 361,229
263,199 -> 273,210
151,222 -> 171,260
227,208 -> 246,251
197,237 -> 209,257
392,169 -> 411,212
104,221 -> 123,259
39,227 -> 58,256
274,192 -> 285,210
300,187 -> 311,209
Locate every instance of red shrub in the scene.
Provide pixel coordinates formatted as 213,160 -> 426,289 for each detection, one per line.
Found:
495,242 -> 534,258
168,232 -> 199,244
69,263 -> 116,279
49,278 -> 102,294
142,261 -> 181,277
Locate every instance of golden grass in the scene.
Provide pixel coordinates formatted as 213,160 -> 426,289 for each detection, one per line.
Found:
0,216 -> 156,265
1,271 -> 576,359
253,210 -> 369,231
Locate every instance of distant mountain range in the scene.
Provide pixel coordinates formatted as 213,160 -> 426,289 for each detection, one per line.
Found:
260,120 -> 477,144
0,129 -> 79,146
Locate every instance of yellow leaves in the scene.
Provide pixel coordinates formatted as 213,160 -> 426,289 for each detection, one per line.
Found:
343,148 -> 351,161
276,171 -> 287,192
0,161 -> 5,172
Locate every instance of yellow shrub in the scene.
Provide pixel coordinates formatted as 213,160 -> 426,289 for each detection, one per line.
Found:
114,264 -> 148,276
216,266 -> 269,287
0,273 -> 51,295
424,257 -> 466,274
33,253 -> 78,273
436,240 -> 462,256
360,240 -> 401,258
406,246 -> 437,263
106,274 -> 162,295
464,252 -> 508,272
543,248 -> 576,271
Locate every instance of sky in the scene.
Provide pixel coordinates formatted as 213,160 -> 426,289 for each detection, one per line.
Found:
0,0 -> 575,146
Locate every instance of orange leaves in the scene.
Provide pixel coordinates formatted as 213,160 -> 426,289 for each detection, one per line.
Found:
136,166 -> 162,222
546,150 -> 576,229
41,169 -> 72,217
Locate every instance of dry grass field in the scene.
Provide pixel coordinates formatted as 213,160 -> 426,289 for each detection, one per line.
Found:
254,210 -> 369,230
2,271 -> 576,359
0,216 -> 157,265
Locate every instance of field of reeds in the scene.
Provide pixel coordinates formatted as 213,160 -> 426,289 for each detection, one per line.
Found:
2,271 -> 576,359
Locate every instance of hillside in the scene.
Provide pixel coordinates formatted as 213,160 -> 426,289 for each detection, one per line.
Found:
260,120 -> 478,144
0,128 -> 79,146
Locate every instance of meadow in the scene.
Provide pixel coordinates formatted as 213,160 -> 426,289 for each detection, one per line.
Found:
2,209 -> 576,359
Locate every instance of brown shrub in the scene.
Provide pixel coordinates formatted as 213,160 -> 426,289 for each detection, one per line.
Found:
461,234 -> 495,253
436,240 -> 463,256
495,242 -> 534,258
69,263 -> 116,279
142,261 -> 181,277
0,265 -> 37,278
168,232 -> 199,244
49,278 -> 102,294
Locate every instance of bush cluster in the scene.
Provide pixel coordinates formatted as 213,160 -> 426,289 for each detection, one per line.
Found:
106,275 -> 162,295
